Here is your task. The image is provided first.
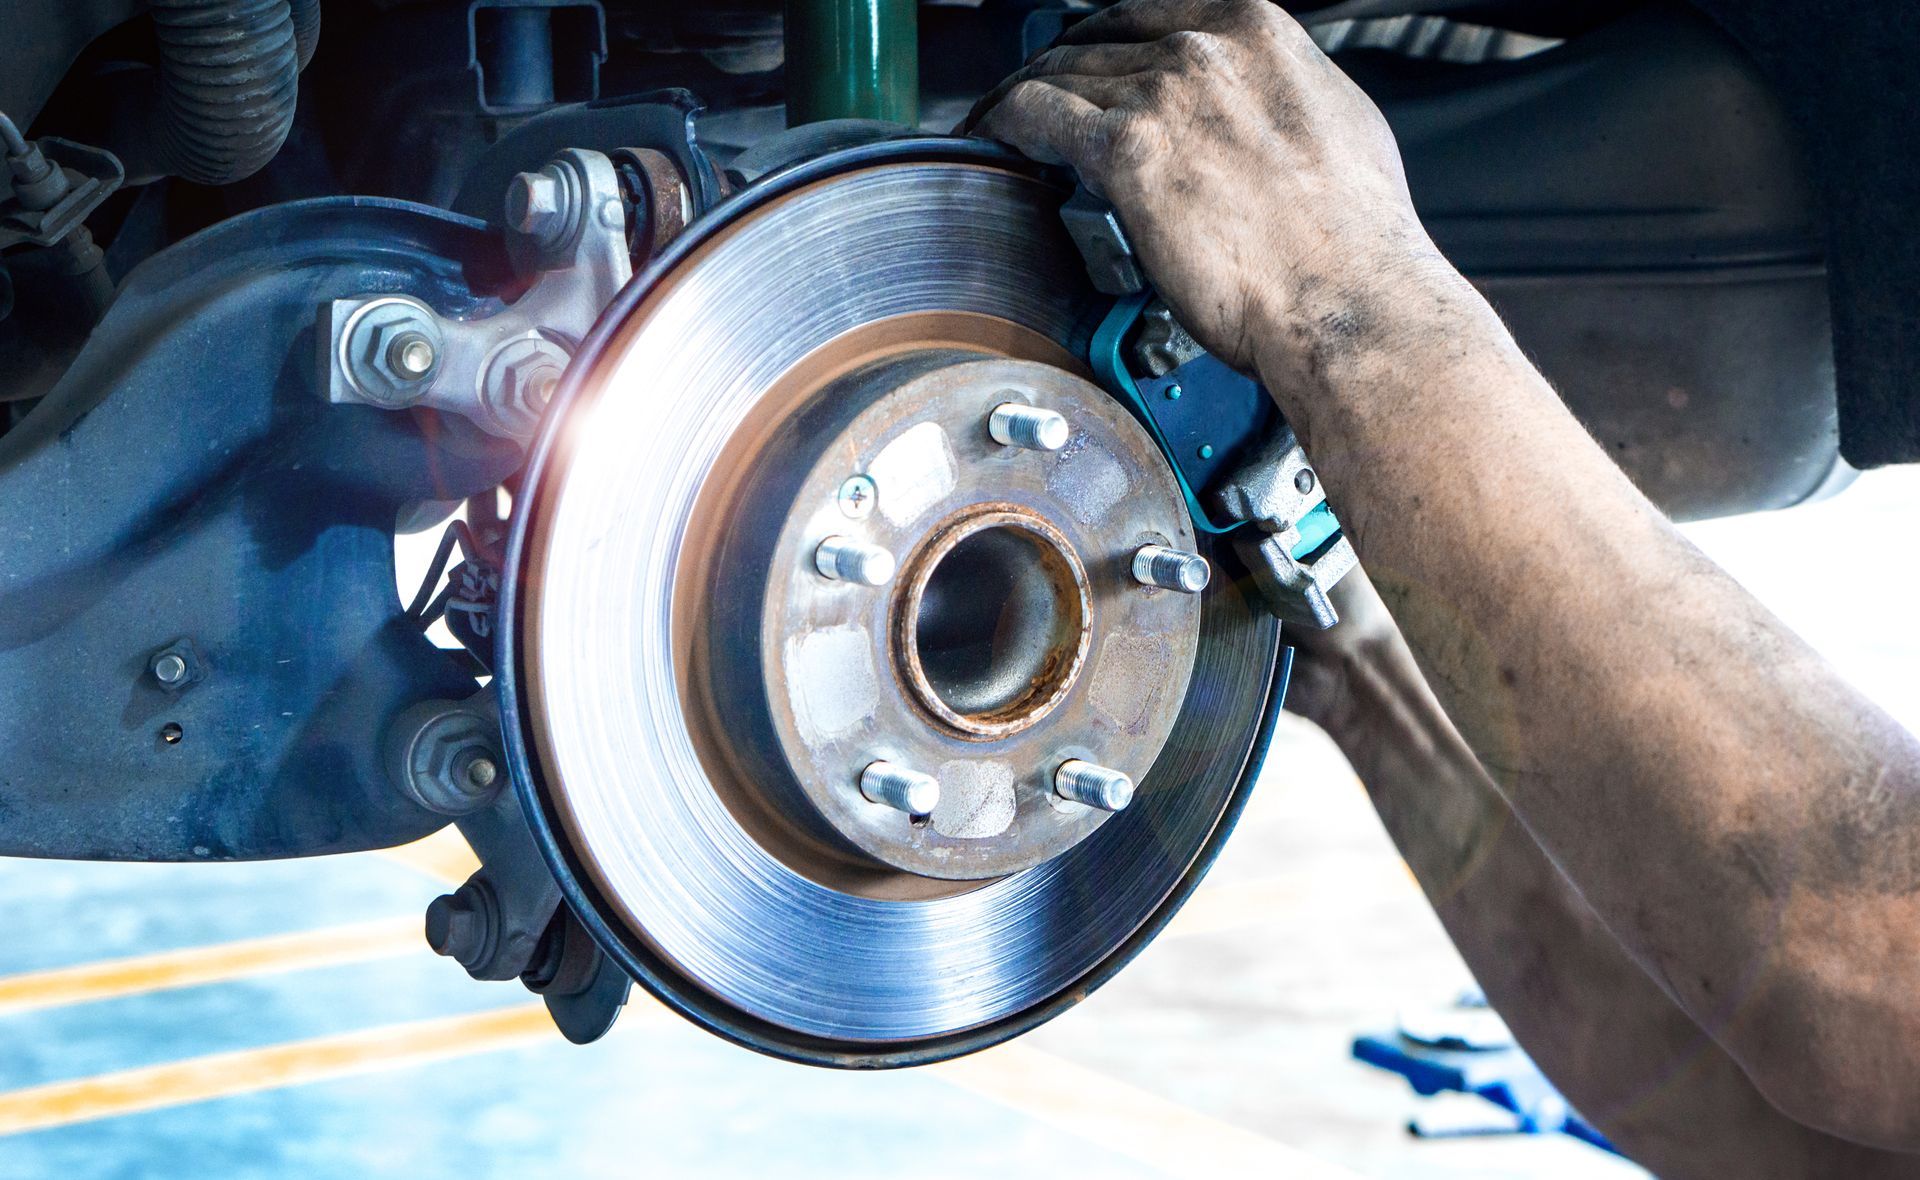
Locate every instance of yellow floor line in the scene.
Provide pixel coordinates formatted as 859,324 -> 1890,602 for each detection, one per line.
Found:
0,1003 -> 558,1138
375,826 -> 481,887
929,1041 -> 1363,1179
0,917 -> 424,1019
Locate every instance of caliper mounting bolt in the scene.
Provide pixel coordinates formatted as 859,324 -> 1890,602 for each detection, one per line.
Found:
988,402 -> 1070,452
814,536 -> 896,586
860,761 -> 940,816
1131,544 -> 1212,594
1054,760 -> 1136,812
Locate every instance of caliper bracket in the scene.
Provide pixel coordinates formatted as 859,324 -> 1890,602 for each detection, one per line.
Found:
1067,187 -> 1357,627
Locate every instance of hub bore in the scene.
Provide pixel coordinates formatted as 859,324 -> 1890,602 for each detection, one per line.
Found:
898,508 -> 1091,739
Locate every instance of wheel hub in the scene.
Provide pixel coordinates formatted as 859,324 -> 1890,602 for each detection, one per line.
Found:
689,350 -> 1202,883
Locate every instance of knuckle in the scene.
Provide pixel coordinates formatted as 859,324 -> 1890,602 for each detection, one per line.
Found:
1100,109 -> 1159,169
1005,78 -> 1051,108
1164,29 -> 1214,66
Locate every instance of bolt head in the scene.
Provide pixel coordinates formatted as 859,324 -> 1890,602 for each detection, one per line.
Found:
424,890 -> 488,966
506,170 -> 564,238
152,653 -> 188,685
1294,468 -> 1317,494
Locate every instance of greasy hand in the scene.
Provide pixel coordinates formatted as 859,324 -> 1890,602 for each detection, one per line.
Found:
966,0 -> 1458,390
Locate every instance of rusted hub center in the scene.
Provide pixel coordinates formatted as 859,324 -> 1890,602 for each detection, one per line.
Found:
680,336 -> 1204,886
896,506 -> 1092,740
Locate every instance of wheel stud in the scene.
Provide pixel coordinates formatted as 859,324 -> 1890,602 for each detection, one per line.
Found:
814,536 -> 896,586
1131,544 -> 1210,593
988,402 -> 1070,452
1054,760 -> 1135,812
860,761 -> 940,816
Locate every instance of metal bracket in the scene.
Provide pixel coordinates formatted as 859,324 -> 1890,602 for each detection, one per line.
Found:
321,148 -> 631,440
0,137 -> 123,252
1065,192 -> 1357,628
1216,429 -> 1357,629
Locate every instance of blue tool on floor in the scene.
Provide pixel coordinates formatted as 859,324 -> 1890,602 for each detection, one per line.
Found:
1352,992 -> 1620,1155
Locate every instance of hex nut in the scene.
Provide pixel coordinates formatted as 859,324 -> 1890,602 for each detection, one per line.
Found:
343,297 -> 444,407
388,701 -> 505,816
480,334 -> 571,437
147,638 -> 205,693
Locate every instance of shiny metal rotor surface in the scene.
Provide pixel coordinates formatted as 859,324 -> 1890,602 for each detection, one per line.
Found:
517,156 -> 1278,1049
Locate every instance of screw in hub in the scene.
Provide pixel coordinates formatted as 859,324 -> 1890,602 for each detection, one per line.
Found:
837,474 -> 877,520
1054,760 -> 1135,812
814,535 -> 896,586
988,402 -> 1070,452
388,331 -> 437,379
1295,468 -> 1317,494
1131,544 -> 1211,594
860,761 -> 940,816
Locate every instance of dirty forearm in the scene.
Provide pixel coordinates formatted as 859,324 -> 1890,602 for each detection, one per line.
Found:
1307,635 -> 1911,1177
1255,280 -> 1920,1132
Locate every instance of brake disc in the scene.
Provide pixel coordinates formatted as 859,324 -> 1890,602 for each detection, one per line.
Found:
500,139 -> 1284,1064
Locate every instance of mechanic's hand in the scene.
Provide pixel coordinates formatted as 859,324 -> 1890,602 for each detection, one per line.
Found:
966,0 -> 1461,390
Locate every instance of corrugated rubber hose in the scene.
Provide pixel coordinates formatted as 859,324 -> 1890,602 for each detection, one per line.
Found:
141,0 -> 318,186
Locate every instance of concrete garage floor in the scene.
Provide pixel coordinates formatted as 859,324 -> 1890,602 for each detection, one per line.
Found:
1,467 -> 1913,1179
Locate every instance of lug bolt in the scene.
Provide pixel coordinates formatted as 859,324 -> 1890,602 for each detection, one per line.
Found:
1055,760 -> 1135,812
1131,544 -> 1211,593
988,402 -> 1070,452
860,761 -> 940,816
388,331 -> 437,379
815,536 -> 896,586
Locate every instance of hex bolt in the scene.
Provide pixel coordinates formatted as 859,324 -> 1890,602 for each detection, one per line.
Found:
860,761 -> 940,816
505,169 -> 566,242
814,536 -> 896,586
147,640 -> 204,692
988,402 -> 1070,452
388,331 -> 437,379
1131,544 -> 1211,594
1054,759 -> 1136,812
151,652 -> 188,686
424,880 -> 497,971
